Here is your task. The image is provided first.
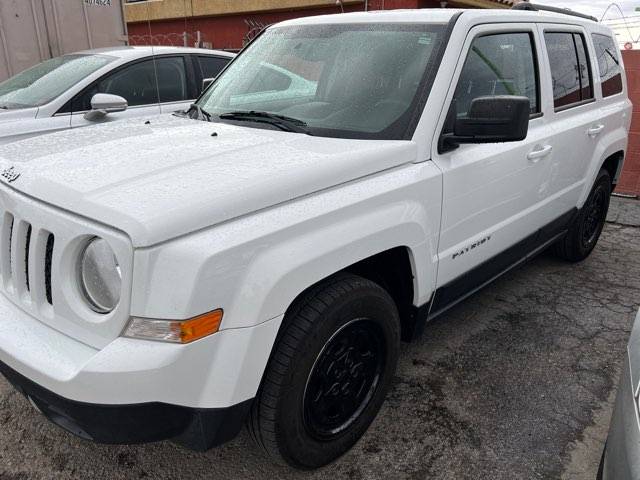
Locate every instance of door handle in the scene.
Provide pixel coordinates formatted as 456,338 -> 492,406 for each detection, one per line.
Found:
527,145 -> 553,162
587,124 -> 605,137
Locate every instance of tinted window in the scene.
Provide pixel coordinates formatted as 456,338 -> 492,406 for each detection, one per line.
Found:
240,64 -> 294,95
574,35 -> 593,101
453,32 -> 539,117
155,57 -> 188,103
72,57 -> 188,111
592,33 -> 623,97
545,32 -> 594,109
198,56 -> 230,79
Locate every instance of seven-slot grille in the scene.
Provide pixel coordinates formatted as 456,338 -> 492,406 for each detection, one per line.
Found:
1,211 -> 55,307
0,185 -> 132,349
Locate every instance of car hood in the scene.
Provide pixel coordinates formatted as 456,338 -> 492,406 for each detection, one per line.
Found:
0,107 -> 37,122
0,114 -> 417,247
0,107 -> 42,145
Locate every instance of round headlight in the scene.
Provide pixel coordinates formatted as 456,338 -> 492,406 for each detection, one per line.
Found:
79,238 -> 121,314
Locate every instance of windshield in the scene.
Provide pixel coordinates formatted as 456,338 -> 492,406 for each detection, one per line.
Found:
198,23 -> 445,139
0,54 -> 115,109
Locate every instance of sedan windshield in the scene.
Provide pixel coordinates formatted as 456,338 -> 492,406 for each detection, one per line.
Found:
198,23 -> 445,139
0,54 -> 114,109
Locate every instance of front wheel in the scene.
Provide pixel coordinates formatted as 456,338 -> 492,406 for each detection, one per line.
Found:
554,169 -> 611,262
249,274 -> 400,469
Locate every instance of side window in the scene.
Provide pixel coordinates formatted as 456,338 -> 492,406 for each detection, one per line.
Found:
545,32 -> 594,110
592,33 -> 623,97
244,65 -> 292,94
154,57 -> 188,103
574,34 -> 594,101
198,56 -> 230,79
452,32 -> 539,118
71,57 -> 188,111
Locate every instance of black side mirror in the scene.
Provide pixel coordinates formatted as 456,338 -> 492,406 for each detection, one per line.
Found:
440,96 -> 531,153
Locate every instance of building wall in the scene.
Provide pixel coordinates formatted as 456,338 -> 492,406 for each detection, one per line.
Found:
128,3 -> 369,50
619,51 -> 640,196
126,0 -> 510,50
126,0 -> 364,23
0,0 -> 127,82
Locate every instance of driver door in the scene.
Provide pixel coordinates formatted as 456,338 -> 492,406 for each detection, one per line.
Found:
430,24 -> 555,314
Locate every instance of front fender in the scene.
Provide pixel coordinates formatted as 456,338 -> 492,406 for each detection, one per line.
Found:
130,162 -> 442,331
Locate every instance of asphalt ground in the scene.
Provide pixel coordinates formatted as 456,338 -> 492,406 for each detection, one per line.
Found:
1,197 -> 639,480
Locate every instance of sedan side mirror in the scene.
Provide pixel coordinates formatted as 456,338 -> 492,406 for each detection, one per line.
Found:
201,77 -> 216,93
440,96 -> 531,152
84,93 -> 128,121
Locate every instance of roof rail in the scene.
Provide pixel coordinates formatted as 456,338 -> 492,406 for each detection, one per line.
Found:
512,2 -> 598,23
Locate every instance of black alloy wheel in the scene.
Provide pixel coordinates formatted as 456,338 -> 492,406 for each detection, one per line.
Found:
303,318 -> 386,440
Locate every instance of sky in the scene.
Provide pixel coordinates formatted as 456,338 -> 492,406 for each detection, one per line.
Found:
532,0 -> 639,21
532,0 -> 640,20
530,1 -> 640,45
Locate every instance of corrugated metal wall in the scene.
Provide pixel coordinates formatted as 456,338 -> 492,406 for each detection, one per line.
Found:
0,0 -> 127,82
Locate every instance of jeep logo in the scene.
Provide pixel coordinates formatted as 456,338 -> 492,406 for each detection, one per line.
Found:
0,166 -> 20,184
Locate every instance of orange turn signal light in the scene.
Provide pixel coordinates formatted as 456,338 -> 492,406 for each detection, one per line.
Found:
180,309 -> 224,344
124,309 -> 224,344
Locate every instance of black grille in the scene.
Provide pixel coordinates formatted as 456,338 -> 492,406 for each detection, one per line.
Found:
25,225 -> 32,291
7,216 -> 13,276
45,234 -> 54,305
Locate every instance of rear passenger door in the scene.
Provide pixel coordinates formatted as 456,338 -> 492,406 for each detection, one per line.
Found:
536,26 -> 604,214
431,24 -> 554,305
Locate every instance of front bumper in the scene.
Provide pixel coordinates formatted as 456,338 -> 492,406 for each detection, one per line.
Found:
0,359 -> 252,450
0,288 -> 282,448
0,289 -> 281,408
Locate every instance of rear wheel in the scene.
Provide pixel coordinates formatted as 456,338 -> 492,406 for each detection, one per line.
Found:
554,169 -> 611,262
249,274 -> 400,469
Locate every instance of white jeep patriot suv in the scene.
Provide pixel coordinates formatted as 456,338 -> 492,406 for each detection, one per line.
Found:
0,4 -> 631,469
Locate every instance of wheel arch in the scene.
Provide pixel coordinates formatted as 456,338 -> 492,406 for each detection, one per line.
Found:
578,129 -> 628,207
601,150 -> 625,187
281,246 -> 424,343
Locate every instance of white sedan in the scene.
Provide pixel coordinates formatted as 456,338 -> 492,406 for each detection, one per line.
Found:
0,46 -> 234,145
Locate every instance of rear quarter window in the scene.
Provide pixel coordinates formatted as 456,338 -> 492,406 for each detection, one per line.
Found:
592,33 -> 623,97
544,32 -> 594,110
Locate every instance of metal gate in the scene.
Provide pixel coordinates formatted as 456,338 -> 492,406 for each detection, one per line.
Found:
0,0 -> 128,82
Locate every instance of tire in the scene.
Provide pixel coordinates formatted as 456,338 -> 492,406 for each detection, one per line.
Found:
249,273 -> 401,469
554,169 -> 611,262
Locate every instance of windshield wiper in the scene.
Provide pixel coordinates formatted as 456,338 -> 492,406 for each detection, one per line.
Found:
219,110 -> 310,134
179,103 -> 212,122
